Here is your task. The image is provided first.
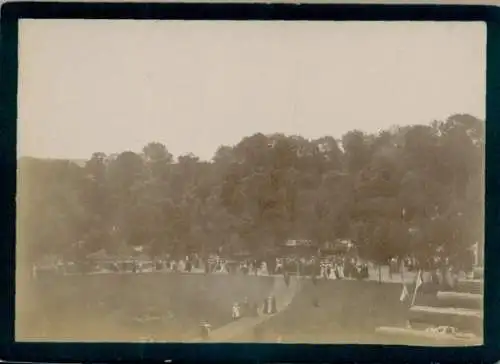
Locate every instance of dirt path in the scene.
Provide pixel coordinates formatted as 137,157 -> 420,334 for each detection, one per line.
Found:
192,276 -> 302,342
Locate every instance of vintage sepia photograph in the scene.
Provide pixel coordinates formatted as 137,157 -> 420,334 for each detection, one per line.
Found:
16,19 -> 485,346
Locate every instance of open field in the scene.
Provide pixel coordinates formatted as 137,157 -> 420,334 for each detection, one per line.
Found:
233,278 -> 411,344
232,278 -> 483,345
16,273 -> 274,342
17,272 -> 483,345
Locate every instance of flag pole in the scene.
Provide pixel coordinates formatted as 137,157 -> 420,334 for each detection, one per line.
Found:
410,269 -> 421,307
399,259 -> 409,303
401,257 -> 405,283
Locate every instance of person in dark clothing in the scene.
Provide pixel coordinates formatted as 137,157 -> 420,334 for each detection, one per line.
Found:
155,261 -> 163,271
361,264 -> 369,279
284,272 -> 290,287
431,269 -> 440,286
427,269 -> 441,295
344,261 -> 352,278
263,297 -> 269,315
268,259 -> 276,275
186,260 -> 192,272
270,296 -> 277,314
252,302 -> 259,317
334,265 -> 341,279
242,297 -> 250,317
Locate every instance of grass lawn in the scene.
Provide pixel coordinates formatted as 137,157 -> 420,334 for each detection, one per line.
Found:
16,273 -> 274,342
233,278 -> 411,344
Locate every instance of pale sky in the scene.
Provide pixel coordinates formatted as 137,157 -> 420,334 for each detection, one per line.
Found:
18,20 -> 485,161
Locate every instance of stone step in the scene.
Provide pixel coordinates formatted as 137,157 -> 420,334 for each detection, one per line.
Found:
375,326 -> 482,346
473,266 -> 484,280
450,279 -> 483,295
435,291 -> 483,310
409,306 -> 482,335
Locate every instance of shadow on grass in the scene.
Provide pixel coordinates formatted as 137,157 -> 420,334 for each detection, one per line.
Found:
233,278 -> 411,344
16,273 -> 275,342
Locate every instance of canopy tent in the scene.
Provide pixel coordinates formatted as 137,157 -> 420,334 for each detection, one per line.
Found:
319,240 -> 356,257
86,248 -> 151,263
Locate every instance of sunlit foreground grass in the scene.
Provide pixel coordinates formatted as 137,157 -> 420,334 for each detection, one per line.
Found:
232,278 -> 413,344
16,272 -> 274,342
232,279 -> 481,346
17,273 -> 480,345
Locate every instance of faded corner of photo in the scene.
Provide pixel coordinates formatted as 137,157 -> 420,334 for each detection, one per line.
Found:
15,18 -> 485,346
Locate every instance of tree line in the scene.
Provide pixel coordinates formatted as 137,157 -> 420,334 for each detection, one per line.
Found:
17,113 -> 484,270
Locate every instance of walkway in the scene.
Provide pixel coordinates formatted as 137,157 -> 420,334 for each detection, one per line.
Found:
192,276 -> 301,342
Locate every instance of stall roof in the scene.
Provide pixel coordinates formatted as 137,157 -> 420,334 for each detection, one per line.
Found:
283,239 -> 313,247
86,249 -> 151,262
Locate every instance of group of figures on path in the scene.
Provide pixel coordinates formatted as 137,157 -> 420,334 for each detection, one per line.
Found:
199,272 -> 295,340
231,295 -> 278,321
200,294 -> 280,340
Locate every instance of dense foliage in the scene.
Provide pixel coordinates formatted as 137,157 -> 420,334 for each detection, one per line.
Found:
17,114 -> 484,269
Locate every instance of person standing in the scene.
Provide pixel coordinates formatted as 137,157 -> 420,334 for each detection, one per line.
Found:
284,271 -> 290,287
252,302 -> 259,317
262,260 -> 269,276
276,258 -> 283,275
263,296 -> 269,315
232,302 -> 241,320
242,297 -> 250,317
270,295 -> 277,314
334,263 -> 341,279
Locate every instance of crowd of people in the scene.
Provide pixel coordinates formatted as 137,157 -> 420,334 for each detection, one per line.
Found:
38,246 -> 476,292
201,254 -> 370,280
36,251 -> 470,295
35,251 -> 376,281
147,254 -> 372,281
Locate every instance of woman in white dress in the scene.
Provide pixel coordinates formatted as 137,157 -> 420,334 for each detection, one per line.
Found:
232,303 -> 241,320
261,261 -> 269,276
